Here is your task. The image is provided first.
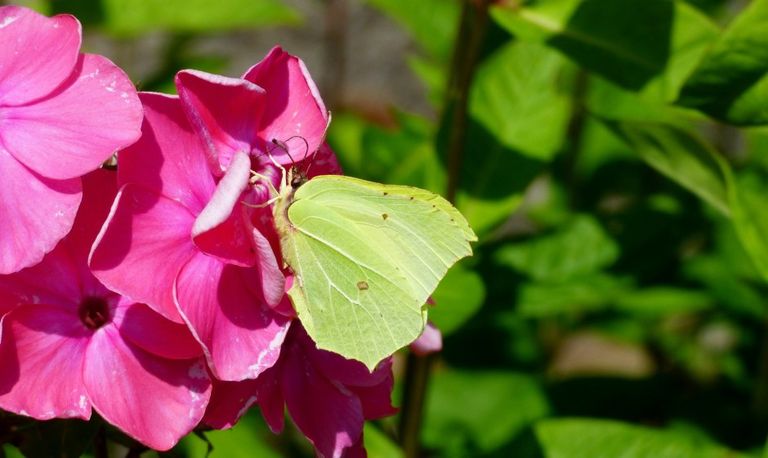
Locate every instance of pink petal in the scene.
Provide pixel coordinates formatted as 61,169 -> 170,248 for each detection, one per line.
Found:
0,170 -> 115,309
176,70 -> 266,173
202,378 -> 260,430
0,305 -> 91,420
115,302 -> 203,360
84,324 -> 211,451
0,7 -> 80,106
90,185 -> 195,322
192,151 -> 256,267
243,47 -> 329,163
0,146 -> 81,274
349,370 -> 398,420
174,253 -> 290,381
249,224 -> 286,307
55,169 -> 120,296
0,243 -> 83,311
409,321 -> 443,356
281,334 -> 364,458
118,92 -> 215,215
1,54 -> 142,180
306,142 -> 343,177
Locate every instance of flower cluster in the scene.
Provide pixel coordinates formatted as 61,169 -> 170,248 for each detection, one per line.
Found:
0,6 -> 405,456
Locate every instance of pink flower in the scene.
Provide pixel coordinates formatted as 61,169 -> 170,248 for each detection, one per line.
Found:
0,6 -> 142,274
0,170 -> 211,451
203,324 -> 397,458
90,47 -> 335,382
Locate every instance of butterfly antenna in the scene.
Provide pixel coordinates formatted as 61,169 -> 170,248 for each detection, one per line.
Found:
283,136 -> 313,176
270,138 -> 298,168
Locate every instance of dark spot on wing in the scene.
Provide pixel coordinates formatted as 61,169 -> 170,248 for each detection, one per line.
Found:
409,196 -> 414,200
357,281 -> 369,291
382,213 -> 388,220
383,191 -> 389,196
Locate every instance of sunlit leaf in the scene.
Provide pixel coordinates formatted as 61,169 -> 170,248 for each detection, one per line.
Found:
517,274 -> 631,318
496,216 -> 619,281
615,287 -> 714,316
100,0 -> 301,35
491,0 -> 718,97
469,41 -> 572,160
181,413 -> 281,458
364,423 -> 403,458
423,370 -> 549,456
536,418 -> 747,458
678,0 -> 768,125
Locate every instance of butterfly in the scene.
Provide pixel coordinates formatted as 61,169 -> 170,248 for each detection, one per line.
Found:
259,138 -> 476,369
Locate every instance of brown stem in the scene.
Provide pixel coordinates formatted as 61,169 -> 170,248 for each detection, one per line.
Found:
92,426 -> 108,458
398,2 -> 491,457
445,0 -> 492,204
398,353 -> 434,458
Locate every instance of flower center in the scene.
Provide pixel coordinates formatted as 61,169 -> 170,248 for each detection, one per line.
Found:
77,296 -> 111,330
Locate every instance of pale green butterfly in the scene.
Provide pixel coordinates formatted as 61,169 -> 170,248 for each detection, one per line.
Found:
265,140 -> 477,370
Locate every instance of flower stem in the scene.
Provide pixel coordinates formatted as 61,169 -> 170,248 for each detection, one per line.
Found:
445,0 -> 492,204
399,2 -> 491,457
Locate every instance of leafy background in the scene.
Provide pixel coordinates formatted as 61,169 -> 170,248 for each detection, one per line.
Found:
4,0 -> 768,456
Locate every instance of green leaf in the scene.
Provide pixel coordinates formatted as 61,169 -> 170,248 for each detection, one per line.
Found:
430,264 -> 486,336
100,0 -> 301,35
496,216 -> 619,281
727,170 -> 768,283
684,255 -> 766,319
603,121 -> 730,215
423,370 -> 549,455
364,423 -> 403,458
181,413 -> 281,458
678,0 -> 768,125
491,0 -> 718,96
2,445 -> 24,458
535,418 -> 747,458
615,287 -> 714,316
327,112 -> 446,193
517,274 -> 631,318
275,175 -> 476,369
364,0 -> 460,61
451,120 -> 544,237
469,41 -> 573,160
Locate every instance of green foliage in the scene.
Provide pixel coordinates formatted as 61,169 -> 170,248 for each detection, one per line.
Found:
496,216 -> 619,281
469,41 -> 573,160
430,264 -> 486,335
678,0 -> 768,125
422,370 -> 549,456
605,121 -> 731,215
491,0 -> 719,99
535,418 -> 747,458
56,0 -> 301,35
180,413 -> 280,457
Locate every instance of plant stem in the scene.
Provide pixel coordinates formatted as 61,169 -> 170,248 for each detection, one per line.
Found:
399,2 -> 491,457
92,426 -> 108,458
445,0 -> 491,204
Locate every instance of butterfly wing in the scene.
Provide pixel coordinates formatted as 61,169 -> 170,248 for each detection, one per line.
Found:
279,175 -> 476,369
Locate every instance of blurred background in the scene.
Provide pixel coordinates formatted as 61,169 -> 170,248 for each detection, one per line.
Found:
5,0 -> 768,456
